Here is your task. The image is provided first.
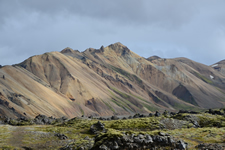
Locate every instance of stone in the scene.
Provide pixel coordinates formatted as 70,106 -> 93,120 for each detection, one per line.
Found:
111,115 -> 119,120
84,136 -> 90,140
158,132 -> 166,136
99,144 -> 108,150
144,134 -> 153,144
112,141 -> 119,149
134,136 -> 144,143
90,121 -> 105,134
155,111 -> 161,117
149,113 -> 153,117
55,133 -> 68,140
176,140 -> 188,149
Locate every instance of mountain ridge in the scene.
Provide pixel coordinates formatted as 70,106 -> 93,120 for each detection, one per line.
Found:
0,42 -> 225,119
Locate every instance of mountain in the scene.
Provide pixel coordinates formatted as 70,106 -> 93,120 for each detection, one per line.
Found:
0,42 -> 225,119
211,59 -> 225,76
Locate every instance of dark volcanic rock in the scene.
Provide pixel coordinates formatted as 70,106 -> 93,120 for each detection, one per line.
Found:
92,131 -> 188,150
111,115 -> 119,120
55,133 -> 68,140
195,143 -> 225,150
148,113 -> 153,117
155,111 -> 161,117
90,121 -> 106,134
206,109 -> 224,115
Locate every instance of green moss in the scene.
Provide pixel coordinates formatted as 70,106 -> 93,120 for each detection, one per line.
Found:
109,65 -> 144,87
109,65 -> 132,80
172,113 -> 225,128
102,101 -> 116,113
94,129 -> 123,148
108,89 -> 135,112
111,87 -> 130,99
141,103 -> 158,112
59,117 -> 97,129
172,101 -> 201,111
166,127 -> 225,148
70,139 -> 94,149
105,117 -> 163,131
111,99 -> 133,112
193,72 -> 213,84
79,107 -> 84,115
130,93 -> 158,111
132,74 -> 143,86
109,87 -> 159,112
0,146 -> 16,150
0,126 -> 11,147
196,113 -> 225,127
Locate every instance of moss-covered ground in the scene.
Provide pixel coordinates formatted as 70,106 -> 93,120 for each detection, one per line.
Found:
1,111 -> 225,149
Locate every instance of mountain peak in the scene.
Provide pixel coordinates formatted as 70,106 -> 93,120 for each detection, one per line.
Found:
61,47 -> 74,53
108,42 -> 126,48
107,42 -> 130,55
147,55 -> 161,61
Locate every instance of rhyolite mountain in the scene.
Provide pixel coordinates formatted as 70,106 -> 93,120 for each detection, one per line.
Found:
0,42 -> 225,118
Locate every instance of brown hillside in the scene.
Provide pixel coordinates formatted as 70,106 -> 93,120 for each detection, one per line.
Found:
0,43 -> 225,118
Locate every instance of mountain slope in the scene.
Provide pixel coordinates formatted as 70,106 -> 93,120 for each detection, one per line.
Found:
211,59 -> 225,77
0,42 -> 225,118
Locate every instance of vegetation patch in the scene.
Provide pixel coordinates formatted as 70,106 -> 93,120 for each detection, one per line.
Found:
141,103 -> 158,112
109,65 -> 144,87
0,126 -> 11,147
108,89 -> 135,112
79,106 -> 84,115
105,117 -> 163,131
166,127 -> 225,148
102,101 -> 116,113
173,102 -> 198,111
109,65 -> 132,81
193,71 -> 213,84
1,108 -> 225,149
110,86 -> 130,99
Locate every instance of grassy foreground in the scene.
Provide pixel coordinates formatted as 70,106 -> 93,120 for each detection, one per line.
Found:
0,111 -> 225,149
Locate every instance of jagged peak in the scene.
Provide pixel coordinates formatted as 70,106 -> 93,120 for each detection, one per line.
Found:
107,42 -> 130,56
83,48 -> 96,53
108,42 -> 126,49
147,55 -> 161,61
61,47 -> 74,53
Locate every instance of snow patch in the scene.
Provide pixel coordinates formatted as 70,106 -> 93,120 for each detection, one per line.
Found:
210,75 -> 214,79
212,64 -> 218,67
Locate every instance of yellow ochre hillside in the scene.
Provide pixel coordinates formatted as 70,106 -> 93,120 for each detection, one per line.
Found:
0,42 -> 225,118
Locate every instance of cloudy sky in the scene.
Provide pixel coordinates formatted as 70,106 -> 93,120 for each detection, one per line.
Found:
0,0 -> 225,66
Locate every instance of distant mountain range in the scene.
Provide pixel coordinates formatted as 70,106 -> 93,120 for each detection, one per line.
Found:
0,42 -> 225,118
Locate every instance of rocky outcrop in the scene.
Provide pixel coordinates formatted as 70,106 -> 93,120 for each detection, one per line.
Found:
90,121 -> 106,134
0,114 -> 67,125
92,131 -> 188,150
195,143 -> 225,150
54,133 -> 68,140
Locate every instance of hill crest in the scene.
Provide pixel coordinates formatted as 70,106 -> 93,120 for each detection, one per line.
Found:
0,42 -> 225,118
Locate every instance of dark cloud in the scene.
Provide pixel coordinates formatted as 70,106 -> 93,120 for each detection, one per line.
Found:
0,0 -> 225,65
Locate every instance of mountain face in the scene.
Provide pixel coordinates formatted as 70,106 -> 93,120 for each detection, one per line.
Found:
0,42 -> 225,119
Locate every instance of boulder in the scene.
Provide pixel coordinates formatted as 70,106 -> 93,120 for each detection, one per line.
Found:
155,111 -> 161,117
54,133 -> 68,140
176,140 -> 188,150
111,116 -> 119,120
90,121 -> 106,134
148,113 -> 153,117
